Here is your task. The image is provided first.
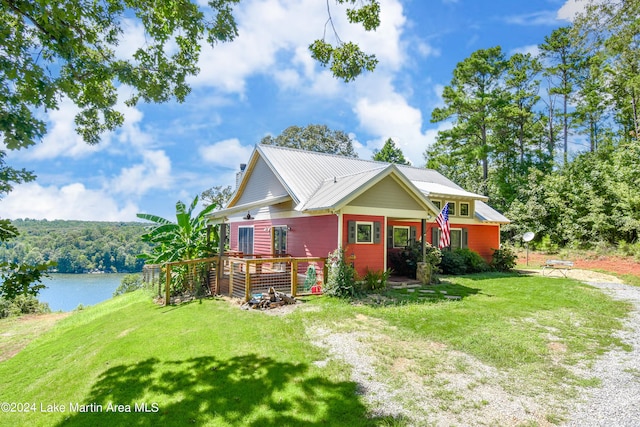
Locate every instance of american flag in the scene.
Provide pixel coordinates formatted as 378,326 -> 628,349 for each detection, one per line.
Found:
436,204 -> 450,249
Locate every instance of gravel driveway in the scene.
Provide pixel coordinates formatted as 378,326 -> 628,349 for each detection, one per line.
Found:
307,269 -> 640,426
562,278 -> 640,427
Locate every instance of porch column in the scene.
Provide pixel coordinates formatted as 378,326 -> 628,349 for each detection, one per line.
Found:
421,218 -> 426,260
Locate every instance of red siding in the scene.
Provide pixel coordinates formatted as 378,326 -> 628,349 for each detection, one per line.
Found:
342,214 -> 385,277
426,222 -> 500,262
230,215 -> 338,258
465,224 -> 500,260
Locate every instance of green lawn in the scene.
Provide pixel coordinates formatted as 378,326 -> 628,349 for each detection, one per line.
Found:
0,273 -> 631,426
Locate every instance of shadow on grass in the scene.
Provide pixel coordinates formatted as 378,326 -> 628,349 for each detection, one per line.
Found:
57,355 -> 396,426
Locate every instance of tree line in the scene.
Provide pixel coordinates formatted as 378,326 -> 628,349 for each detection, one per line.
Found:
424,1 -> 640,248
0,220 -> 153,274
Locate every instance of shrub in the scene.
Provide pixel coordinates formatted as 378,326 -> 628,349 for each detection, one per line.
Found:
491,247 -> 518,272
113,274 -> 144,297
439,250 -> 468,275
361,269 -> 391,292
0,298 -> 20,319
0,295 -> 50,319
325,248 -> 358,298
388,241 -> 441,280
440,248 -> 489,275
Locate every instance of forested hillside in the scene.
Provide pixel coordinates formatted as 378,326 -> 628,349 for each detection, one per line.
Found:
425,1 -> 640,248
0,220 -> 153,273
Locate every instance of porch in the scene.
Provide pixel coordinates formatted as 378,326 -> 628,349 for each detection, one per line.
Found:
157,254 -> 327,304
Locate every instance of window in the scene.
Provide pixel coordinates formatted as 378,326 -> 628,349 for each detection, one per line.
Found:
450,229 -> 462,249
238,226 -> 254,254
460,203 -> 470,217
432,228 -> 468,250
393,227 -> 410,248
356,222 -> 373,243
447,202 -> 456,216
432,200 -> 441,210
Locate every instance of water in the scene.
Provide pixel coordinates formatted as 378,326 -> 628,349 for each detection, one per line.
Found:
38,273 -> 128,312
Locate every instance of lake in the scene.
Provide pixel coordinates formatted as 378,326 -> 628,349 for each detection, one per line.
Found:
38,273 -> 127,312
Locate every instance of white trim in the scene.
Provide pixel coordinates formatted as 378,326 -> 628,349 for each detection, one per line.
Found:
459,202 -> 470,217
237,225 -> 254,254
383,216 -> 388,270
337,211 -> 343,249
356,221 -> 374,244
392,226 -> 410,248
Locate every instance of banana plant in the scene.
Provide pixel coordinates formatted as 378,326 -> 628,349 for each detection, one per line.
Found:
136,196 -> 218,264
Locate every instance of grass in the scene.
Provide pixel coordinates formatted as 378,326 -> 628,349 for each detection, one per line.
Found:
0,272 -> 632,426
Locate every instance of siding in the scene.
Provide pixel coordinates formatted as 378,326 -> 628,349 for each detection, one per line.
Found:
427,222 -> 500,262
235,157 -> 289,206
349,175 -> 425,210
342,214 -> 385,277
230,215 -> 338,258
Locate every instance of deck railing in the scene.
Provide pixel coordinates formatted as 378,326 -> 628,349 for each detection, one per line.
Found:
160,254 -> 327,304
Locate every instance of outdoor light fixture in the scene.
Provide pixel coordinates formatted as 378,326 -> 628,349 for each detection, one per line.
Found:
244,211 -> 253,220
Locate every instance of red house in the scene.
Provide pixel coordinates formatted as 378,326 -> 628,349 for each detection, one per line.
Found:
208,145 -> 509,277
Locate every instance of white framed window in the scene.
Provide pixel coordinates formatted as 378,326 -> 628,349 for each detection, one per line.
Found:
460,202 -> 470,217
356,221 -> 374,244
447,202 -> 456,216
238,226 -> 254,254
393,226 -> 410,248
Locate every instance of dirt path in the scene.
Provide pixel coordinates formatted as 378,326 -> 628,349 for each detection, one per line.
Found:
0,312 -> 70,362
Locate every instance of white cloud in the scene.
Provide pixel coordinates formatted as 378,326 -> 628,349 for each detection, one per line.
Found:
110,150 -> 173,196
557,0 -> 587,22
26,99 -> 105,160
354,95 -> 429,166
191,0 -> 407,93
504,11 -> 560,26
199,138 -> 253,169
0,182 -> 138,221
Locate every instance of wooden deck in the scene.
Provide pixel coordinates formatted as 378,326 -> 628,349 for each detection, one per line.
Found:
162,254 -> 327,303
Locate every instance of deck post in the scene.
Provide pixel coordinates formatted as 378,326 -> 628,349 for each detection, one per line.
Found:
291,259 -> 298,296
229,261 -> 233,296
244,260 -> 251,301
165,264 -> 171,305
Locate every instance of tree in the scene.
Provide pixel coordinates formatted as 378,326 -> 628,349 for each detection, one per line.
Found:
372,138 -> 410,165
260,124 -> 358,157
136,196 -> 218,264
573,0 -> 640,141
539,27 -> 586,164
429,46 -> 508,194
201,185 -> 233,209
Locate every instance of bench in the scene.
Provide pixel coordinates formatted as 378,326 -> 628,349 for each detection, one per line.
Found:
542,260 -> 574,277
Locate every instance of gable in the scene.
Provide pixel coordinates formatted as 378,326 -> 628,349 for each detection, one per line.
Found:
348,175 -> 426,210
233,156 -> 289,207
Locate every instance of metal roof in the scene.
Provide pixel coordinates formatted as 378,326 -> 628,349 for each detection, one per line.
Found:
215,145 -> 509,223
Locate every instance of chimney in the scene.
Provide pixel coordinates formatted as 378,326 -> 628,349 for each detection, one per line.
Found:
236,163 -> 247,188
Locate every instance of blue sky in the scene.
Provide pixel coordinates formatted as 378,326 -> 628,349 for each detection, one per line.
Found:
0,0 -> 583,221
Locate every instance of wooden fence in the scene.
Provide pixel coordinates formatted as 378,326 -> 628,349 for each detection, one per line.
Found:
160,254 -> 327,304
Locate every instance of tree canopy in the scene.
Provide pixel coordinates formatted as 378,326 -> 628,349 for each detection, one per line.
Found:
260,124 -> 358,157
372,138 -> 410,165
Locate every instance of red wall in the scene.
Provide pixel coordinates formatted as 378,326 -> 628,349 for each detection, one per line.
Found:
230,215 -> 501,271
342,214 -> 385,277
230,215 -> 338,258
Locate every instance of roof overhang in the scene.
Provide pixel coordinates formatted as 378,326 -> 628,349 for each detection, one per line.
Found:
207,195 -> 291,224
